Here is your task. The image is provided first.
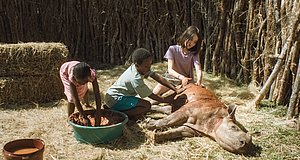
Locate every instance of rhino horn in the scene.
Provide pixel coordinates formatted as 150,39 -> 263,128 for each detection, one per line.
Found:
227,104 -> 237,119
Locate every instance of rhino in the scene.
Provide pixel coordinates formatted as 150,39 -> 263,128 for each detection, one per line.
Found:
146,83 -> 255,155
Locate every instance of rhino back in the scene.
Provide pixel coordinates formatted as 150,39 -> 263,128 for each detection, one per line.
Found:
181,84 -> 219,103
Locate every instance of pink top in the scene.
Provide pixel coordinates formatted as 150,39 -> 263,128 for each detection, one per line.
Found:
59,61 -> 96,103
164,45 -> 200,80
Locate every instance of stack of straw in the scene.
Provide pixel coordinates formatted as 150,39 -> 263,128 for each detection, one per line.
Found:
0,42 -> 68,104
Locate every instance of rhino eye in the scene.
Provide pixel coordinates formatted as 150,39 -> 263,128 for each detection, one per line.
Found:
231,125 -> 239,130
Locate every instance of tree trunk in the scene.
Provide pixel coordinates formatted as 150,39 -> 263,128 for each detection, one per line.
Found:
275,0 -> 299,105
262,0 -> 276,87
203,1 -> 212,72
287,42 -> 300,119
254,2 -> 300,106
268,41 -> 281,101
241,0 -> 255,83
252,18 -> 266,86
212,0 -> 226,76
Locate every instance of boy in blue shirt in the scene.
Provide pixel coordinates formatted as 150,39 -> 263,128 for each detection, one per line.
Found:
105,48 -> 184,120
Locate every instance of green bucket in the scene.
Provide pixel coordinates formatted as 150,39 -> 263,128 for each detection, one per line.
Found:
68,109 -> 128,144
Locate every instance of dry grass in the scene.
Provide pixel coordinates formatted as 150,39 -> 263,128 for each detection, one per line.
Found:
0,62 -> 299,160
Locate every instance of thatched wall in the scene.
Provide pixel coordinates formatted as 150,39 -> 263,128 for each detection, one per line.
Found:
0,42 -> 68,104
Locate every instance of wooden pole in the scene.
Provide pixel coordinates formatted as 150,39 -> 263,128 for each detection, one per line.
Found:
254,2 -> 300,107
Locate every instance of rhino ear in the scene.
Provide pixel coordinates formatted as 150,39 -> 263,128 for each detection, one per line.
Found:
227,104 -> 237,119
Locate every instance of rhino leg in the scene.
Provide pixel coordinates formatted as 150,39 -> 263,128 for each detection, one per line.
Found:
146,112 -> 188,130
154,125 -> 197,142
151,104 -> 173,114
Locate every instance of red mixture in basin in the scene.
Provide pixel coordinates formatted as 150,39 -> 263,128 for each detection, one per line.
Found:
69,109 -> 125,127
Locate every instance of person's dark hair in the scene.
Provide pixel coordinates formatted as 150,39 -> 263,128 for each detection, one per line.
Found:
177,26 -> 201,54
73,62 -> 91,81
131,48 -> 153,65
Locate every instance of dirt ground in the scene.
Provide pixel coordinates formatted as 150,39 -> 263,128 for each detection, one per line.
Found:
0,63 -> 299,160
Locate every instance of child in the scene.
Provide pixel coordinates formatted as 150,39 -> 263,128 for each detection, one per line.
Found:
59,61 -> 101,126
104,48 -> 184,120
153,26 -> 204,95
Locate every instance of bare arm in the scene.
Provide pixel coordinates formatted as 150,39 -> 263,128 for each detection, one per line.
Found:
92,77 -> 102,110
150,72 -> 177,92
148,93 -> 173,104
150,72 -> 186,94
194,64 -> 203,86
167,59 -> 191,85
70,83 -> 87,118
92,77 -> 102,126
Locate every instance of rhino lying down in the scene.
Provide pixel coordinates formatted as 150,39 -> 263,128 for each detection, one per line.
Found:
146,83 -> 254,155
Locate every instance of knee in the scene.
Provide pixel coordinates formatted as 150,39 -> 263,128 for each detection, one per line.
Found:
153,84 -> 163,95
137,99 -> 151,111
145,101 -> 151,111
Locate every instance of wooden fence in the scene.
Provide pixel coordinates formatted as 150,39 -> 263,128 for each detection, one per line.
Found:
0,0 -> 202,67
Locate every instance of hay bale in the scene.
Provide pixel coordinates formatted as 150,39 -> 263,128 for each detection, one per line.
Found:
0,42 -> 68,104
0,75 -> 64,104
0,42 -> 68,76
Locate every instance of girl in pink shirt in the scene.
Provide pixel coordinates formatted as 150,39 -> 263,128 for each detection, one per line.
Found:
153,26 -> 204,95
60,61 -> 101,126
